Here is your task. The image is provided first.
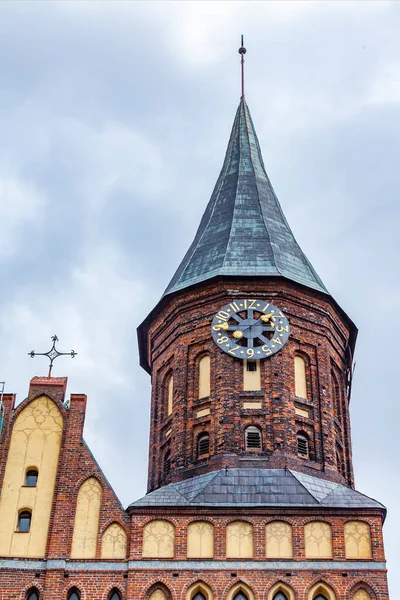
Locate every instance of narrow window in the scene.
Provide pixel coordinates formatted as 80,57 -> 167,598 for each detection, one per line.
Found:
193,593 -> 206,600
26,588 -> 39,600
297,433 -> 309,458
243,360 -> 261,391
294,355 -> 308,399
166,375 -> 173,417
198,355 -> 211,399
164,450 -> 171,475
245,426 -> 262,450
197,433 -> 209,457
108,589 -> 122,600
17,510 -> 31,532
273,594 -> 288,600
67,588 -> 81,600
25,469 -> 38,487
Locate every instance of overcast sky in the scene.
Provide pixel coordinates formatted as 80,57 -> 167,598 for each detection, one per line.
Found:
0,0 -> 399,595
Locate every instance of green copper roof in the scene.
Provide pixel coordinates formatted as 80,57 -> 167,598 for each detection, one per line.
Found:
164,98 -> 328,297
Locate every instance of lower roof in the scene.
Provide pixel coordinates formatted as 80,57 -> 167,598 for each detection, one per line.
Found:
129,468 -> 384,511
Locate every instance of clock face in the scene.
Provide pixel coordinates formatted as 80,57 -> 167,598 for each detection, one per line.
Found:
211,299 -> 290,360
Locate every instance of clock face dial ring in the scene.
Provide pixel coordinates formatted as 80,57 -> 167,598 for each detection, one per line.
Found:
211,299 -> 290,360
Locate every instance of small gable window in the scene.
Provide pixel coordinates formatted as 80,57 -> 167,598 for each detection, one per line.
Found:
67,588 -> 81,600
17,510 -> 31,532
245,426 -> 262,450
197,433 -> 210,458
297,432 -> 309,458
108,589 -> 122,600
26,588 -> 39,600
25,469 -> 38,487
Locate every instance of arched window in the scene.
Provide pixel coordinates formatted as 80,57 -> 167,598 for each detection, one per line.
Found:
166,374 -> 173,417
273,594 -> 288,600
197,433 -> 209,458
297,432 -> 309,458
266,521 -> 293,558
17,510 -> 31,532
26,588 -> 39,600
314,596 -> 328,600
25,469 -> 38,487
148,589 -> 168,600
163,450 -> 171,475
108,589 -> 122,600
245,426 -> 262,450
67,588 -> 81,600
294,355 -> 308,398
193,594 -> 206,600
198,355 -> 211,399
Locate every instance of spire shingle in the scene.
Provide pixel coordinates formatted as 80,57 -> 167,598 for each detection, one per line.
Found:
164,99 -> 327,297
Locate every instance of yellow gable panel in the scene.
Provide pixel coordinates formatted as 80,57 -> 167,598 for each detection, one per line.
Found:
101,522 -> 127,559
0,396 -> 63,557
71,477 -> 102,558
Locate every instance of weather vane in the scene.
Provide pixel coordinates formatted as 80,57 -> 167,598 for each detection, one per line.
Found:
29,335 -> 77,378
238,34 -> 247,99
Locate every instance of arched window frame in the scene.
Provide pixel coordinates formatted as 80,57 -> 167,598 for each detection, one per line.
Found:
344,520 -> 372,559
297,431 -> 310,459
67,588 -> 81,600
197,354 -> 211,399
331,369 -> 342,422
245,425 -> 262,450
197,432 -> 210,458
26,587 -> 40,600
351,586 -> 373,600
185,581 -> 213,600
304,522 -> 333,559
24,468 -> 38,487
267,582 -> 295,600
187,520 -> 214,558
147,583 -> 171,600
226,582 -> 255,600
17,509 -> 32,532
307,582 -> 336,600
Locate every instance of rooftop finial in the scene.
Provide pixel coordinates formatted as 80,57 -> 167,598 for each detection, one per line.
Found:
238,34 -> 247,99
29,335 -> 77,378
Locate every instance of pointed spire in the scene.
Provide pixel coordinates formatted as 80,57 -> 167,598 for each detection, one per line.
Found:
164,98 -> 327,298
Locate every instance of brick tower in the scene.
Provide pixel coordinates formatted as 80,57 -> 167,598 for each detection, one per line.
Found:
0,46 -> 390,600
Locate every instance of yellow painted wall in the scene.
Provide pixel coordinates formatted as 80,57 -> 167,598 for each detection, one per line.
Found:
353,590 -> 370,600
149,590 -> 167,600
142,520 -> 175,558
226,521 -> 253,558
344,521 -> 372,558
167,376 -> 173,416
0,396 -> 63,557
294,355 -> 307,398
198,355 -> 211,398
243,361 -> 261,391
71,477 -> 102,558
266,521 -> 293,558
101,522 -> 127,559
304,521 -> 332,558
187,521 -> 214,558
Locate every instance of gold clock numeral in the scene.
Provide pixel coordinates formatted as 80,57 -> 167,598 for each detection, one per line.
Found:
213,322 -> 229,331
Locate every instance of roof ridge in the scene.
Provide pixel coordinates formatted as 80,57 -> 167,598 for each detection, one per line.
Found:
189,469 -> 222,502
288,469 -> 327,503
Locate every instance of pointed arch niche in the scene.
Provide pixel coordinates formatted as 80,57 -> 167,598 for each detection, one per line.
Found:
226,582 -> 255,600
71,477 -> 102,558
294,354 -> 308,399
148,585 -> 171,600
308,582 -> 336,600
101,522 -> 127,558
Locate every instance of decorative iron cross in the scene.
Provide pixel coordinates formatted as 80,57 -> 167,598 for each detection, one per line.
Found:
29,335 -> 77,377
